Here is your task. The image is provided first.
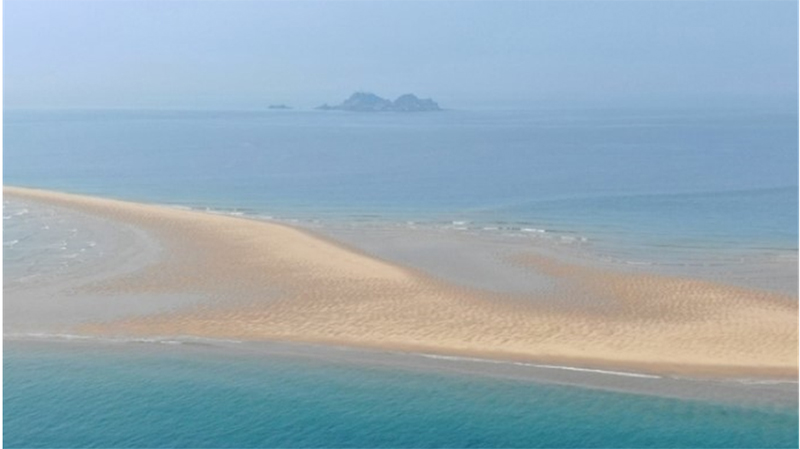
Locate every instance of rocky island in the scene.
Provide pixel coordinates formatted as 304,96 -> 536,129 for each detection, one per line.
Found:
317,92 -> 441,112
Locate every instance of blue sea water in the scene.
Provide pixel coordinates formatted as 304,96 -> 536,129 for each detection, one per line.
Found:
4,108 -> 798,260
4,341 -> 798,448
4,108 -> 799,447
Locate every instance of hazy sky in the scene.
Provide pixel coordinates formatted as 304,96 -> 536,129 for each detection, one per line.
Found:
4,1 -> 798,109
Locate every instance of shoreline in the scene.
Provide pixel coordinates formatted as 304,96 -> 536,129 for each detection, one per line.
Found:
5,336 -> 798,408
4,185 -> 798,383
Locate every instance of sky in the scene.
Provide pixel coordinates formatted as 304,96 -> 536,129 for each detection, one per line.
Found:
3,0 -> 798,110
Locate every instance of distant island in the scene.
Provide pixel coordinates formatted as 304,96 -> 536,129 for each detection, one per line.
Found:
268,104 -> 292,110
317,92 -> 441,112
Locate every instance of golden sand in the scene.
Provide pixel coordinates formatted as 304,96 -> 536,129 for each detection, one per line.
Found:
4,186 -> 798,377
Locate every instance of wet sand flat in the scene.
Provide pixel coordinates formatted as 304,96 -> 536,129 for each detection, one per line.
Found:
4,186 -> 798,379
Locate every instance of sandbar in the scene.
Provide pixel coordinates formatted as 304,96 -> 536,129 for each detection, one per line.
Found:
4,186 -> 798,381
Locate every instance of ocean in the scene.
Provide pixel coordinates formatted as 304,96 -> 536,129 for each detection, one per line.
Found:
3,107 -> 798,447
4,108 -> 797,259
4,340 -> 799,448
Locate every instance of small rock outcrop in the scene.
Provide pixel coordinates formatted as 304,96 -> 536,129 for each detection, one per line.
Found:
317,92 -> 441,112
392,94 -> 440,112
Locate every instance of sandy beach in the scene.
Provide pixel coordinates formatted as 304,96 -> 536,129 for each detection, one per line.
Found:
4,186 -> 798,380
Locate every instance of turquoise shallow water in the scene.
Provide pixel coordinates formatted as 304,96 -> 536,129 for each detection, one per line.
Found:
4,341 -> 798,448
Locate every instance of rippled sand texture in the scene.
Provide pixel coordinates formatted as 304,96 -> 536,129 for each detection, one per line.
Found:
4,186 -> 797,377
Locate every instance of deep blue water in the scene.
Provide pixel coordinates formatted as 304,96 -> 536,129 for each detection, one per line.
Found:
4,108 -> 798,258
4,341 -> 798,448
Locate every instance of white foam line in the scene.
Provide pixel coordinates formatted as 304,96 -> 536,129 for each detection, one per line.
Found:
525,363 -> 662,379
418,353 -> 661,379
166,205 -> 193,211
4,332 -> 242,346
172,335 -> 243,344
727,379 -> 799,386
5,332 -> 95,341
